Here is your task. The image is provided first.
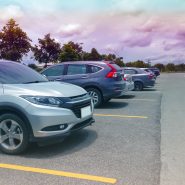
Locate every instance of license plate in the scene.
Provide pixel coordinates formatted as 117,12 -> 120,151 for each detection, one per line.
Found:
81,106 -> 91,118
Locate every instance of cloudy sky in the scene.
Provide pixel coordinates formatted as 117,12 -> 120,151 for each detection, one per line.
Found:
0,0 -> 185,64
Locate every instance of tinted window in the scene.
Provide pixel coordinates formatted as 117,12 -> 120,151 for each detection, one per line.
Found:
137,69 -> 146,74
89,65 -> 102,73
42,65 -> 64,76
0,62 -> 48,84
111,64 -> 121,71
67,64 -> 87,75
124,69 -> 136,75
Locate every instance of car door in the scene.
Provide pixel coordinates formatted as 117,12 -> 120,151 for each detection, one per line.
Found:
62,64 -> 89,86
41,64 -> 65,81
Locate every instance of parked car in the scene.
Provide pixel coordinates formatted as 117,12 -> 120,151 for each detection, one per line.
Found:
41,61 -> 126,107
0,60 -> 94,154
140,68 -> 156,79
123,74 -> 135,92
149,67 -> 160,77
122,67 -> 155,91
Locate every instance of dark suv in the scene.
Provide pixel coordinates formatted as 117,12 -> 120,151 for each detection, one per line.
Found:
149,67 -> 160,77
41,61 -> 126,107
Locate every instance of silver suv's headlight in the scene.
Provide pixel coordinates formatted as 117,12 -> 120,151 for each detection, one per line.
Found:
21,96 -> 62,107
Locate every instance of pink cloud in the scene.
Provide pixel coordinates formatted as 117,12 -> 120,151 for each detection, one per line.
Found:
176,30 -> 185,40
136,18 -> 162,33
123,33 -> 153,47
164,42 -> 185,51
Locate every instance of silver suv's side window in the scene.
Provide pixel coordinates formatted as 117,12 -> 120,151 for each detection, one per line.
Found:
43,65 -> 64,76
67,64 -> 87,75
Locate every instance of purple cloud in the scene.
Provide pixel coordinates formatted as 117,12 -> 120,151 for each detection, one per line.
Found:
164,42 -> 185,51
123,33 -> 153,47
176,30 -> 185,40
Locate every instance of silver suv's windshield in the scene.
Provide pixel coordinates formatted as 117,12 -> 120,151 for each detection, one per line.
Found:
0,61 -> 48,84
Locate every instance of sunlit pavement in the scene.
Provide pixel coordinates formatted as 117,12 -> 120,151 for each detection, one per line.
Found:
0,77 -> 164,185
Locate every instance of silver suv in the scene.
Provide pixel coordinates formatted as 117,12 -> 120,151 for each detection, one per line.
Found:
0,60 -> 94,154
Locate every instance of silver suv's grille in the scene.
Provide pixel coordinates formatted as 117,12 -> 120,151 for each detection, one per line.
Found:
58,95 -> 92,118
71,101 -> 91,118
69,93 -> 88,100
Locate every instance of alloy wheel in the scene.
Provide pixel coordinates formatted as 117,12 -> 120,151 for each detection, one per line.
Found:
0,119 -> 23,151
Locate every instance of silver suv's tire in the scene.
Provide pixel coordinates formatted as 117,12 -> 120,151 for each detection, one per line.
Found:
0,113 -> 29,155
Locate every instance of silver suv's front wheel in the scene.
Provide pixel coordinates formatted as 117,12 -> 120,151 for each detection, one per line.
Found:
0,113 -> 29,155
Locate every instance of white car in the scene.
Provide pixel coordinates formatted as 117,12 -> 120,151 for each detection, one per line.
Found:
123,74 -> 135,92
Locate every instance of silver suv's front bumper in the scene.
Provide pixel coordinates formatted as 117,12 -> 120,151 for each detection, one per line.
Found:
25,100 -> 94,139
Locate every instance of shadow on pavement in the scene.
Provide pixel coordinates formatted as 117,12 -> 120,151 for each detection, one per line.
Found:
142,88 -> 157,91
23,129 -> 97,158
97,101 -> 128,109
116,94 -> 135,99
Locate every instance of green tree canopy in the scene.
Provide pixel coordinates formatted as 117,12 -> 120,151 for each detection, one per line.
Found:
0,19 -> 31,62
101,53 -> 116,61
165,63 -> 175,72
154,63 -> 165,72
174,64 -> 185,72
32,34 -> 61,67
115,57 -> 125,67
89,48 -> 102,61
125,60 -> 149,68
67,41 -> 83,54
59,42 -> 80,62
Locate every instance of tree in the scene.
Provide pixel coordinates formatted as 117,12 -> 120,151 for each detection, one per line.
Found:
101,53 -> 116,61
32,34 -> 61,67
125,62 -> 134,67
58,42 -> 84,62
154,63 -> 165,72
115,57 -> 125,67
133,60 -> 149,68
59,43 -> 80,62
165,63 -> 175,72
88,48 -> 102,61
67,41 -> 83,55
175,64 -> 185,72
0,19 -> 31,62
125,60 -> 149,68
83,52 -> 91,61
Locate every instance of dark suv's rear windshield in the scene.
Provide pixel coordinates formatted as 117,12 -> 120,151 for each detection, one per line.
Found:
111,64 -> 122,71
0,62 -> 48,84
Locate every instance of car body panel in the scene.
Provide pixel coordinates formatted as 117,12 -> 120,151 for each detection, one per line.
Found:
3,82 -> 87,97
41,61 -> 126,101
0,60 -> 94,142
123,67 -> 155,88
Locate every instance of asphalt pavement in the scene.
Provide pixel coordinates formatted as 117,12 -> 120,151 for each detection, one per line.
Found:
0,74 -> 176,185
160,73 -> 185,185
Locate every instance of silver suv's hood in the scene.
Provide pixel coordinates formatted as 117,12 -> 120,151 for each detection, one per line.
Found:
3,82 -> 87,97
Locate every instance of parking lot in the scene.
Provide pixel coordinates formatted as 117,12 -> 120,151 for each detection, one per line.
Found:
0,76 -> 162,185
